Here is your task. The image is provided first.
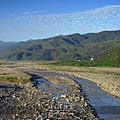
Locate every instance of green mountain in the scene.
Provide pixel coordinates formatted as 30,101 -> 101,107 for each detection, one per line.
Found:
0,30 -> 120,61
52,47 -> 120,67
97,47 -> 120,67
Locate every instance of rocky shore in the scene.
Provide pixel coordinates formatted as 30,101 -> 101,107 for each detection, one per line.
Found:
0,74 -> 99,120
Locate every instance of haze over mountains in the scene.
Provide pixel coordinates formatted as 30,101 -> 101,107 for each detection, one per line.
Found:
0,30 -> 120,61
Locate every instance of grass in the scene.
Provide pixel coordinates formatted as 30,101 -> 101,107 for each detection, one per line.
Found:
49,59 -> 120,67
0,76 -> 32,84
0,63 -> 32,84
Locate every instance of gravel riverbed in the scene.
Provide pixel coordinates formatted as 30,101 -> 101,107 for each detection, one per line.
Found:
48,66 -> 120,98
0,62 -> 119,119
0,74 -> 99,120
64,72 -> 120,98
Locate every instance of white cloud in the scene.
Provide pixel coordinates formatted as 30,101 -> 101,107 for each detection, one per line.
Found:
22,11 -> 42,15
0,5 -> 120,41
22,11 -> 31,15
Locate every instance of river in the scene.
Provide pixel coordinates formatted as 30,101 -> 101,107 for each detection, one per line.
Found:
23,70 -> 120,120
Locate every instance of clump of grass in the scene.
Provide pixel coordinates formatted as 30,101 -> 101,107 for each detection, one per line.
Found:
0,67 -> 32,84
0,62 -> 15,65
0,76 -> 32,84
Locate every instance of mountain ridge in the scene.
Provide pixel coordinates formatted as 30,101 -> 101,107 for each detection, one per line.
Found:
0,30 -> 120,61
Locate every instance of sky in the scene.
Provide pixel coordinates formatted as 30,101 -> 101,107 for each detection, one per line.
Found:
0,0 -> 120,42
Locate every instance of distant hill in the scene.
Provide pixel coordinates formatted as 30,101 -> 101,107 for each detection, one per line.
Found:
0,41 -> 16,54
0,30 -> 120,61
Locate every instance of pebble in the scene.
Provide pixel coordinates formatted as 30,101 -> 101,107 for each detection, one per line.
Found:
0,74 -> 99,120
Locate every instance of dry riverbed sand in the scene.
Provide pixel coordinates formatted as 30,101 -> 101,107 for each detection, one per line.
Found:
0,61 -> 120,119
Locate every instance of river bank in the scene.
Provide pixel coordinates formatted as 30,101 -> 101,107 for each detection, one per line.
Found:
68,71 -> 120,98
0,74 -> 99,119
48,66 -> 120,98
0,61 -> 120,99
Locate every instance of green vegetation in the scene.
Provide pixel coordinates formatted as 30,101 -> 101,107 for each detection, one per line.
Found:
50,47 -> 120,67
0,62 -> 14,65
50,59 -> 119,67
0,63 -> 32,84
0,76 -> 32,84
0,30 -> 120,61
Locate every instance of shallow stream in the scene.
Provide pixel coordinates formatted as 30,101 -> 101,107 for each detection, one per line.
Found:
23,70 -> 120,120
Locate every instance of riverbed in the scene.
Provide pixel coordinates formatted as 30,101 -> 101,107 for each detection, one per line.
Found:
25,70 -> 120,120
0,70 -> 98,119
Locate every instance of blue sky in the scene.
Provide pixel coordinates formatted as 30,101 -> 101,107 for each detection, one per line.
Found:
0,0 -> 120,41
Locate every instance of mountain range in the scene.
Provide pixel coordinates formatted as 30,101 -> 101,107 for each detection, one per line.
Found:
0,30 -> 120,61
